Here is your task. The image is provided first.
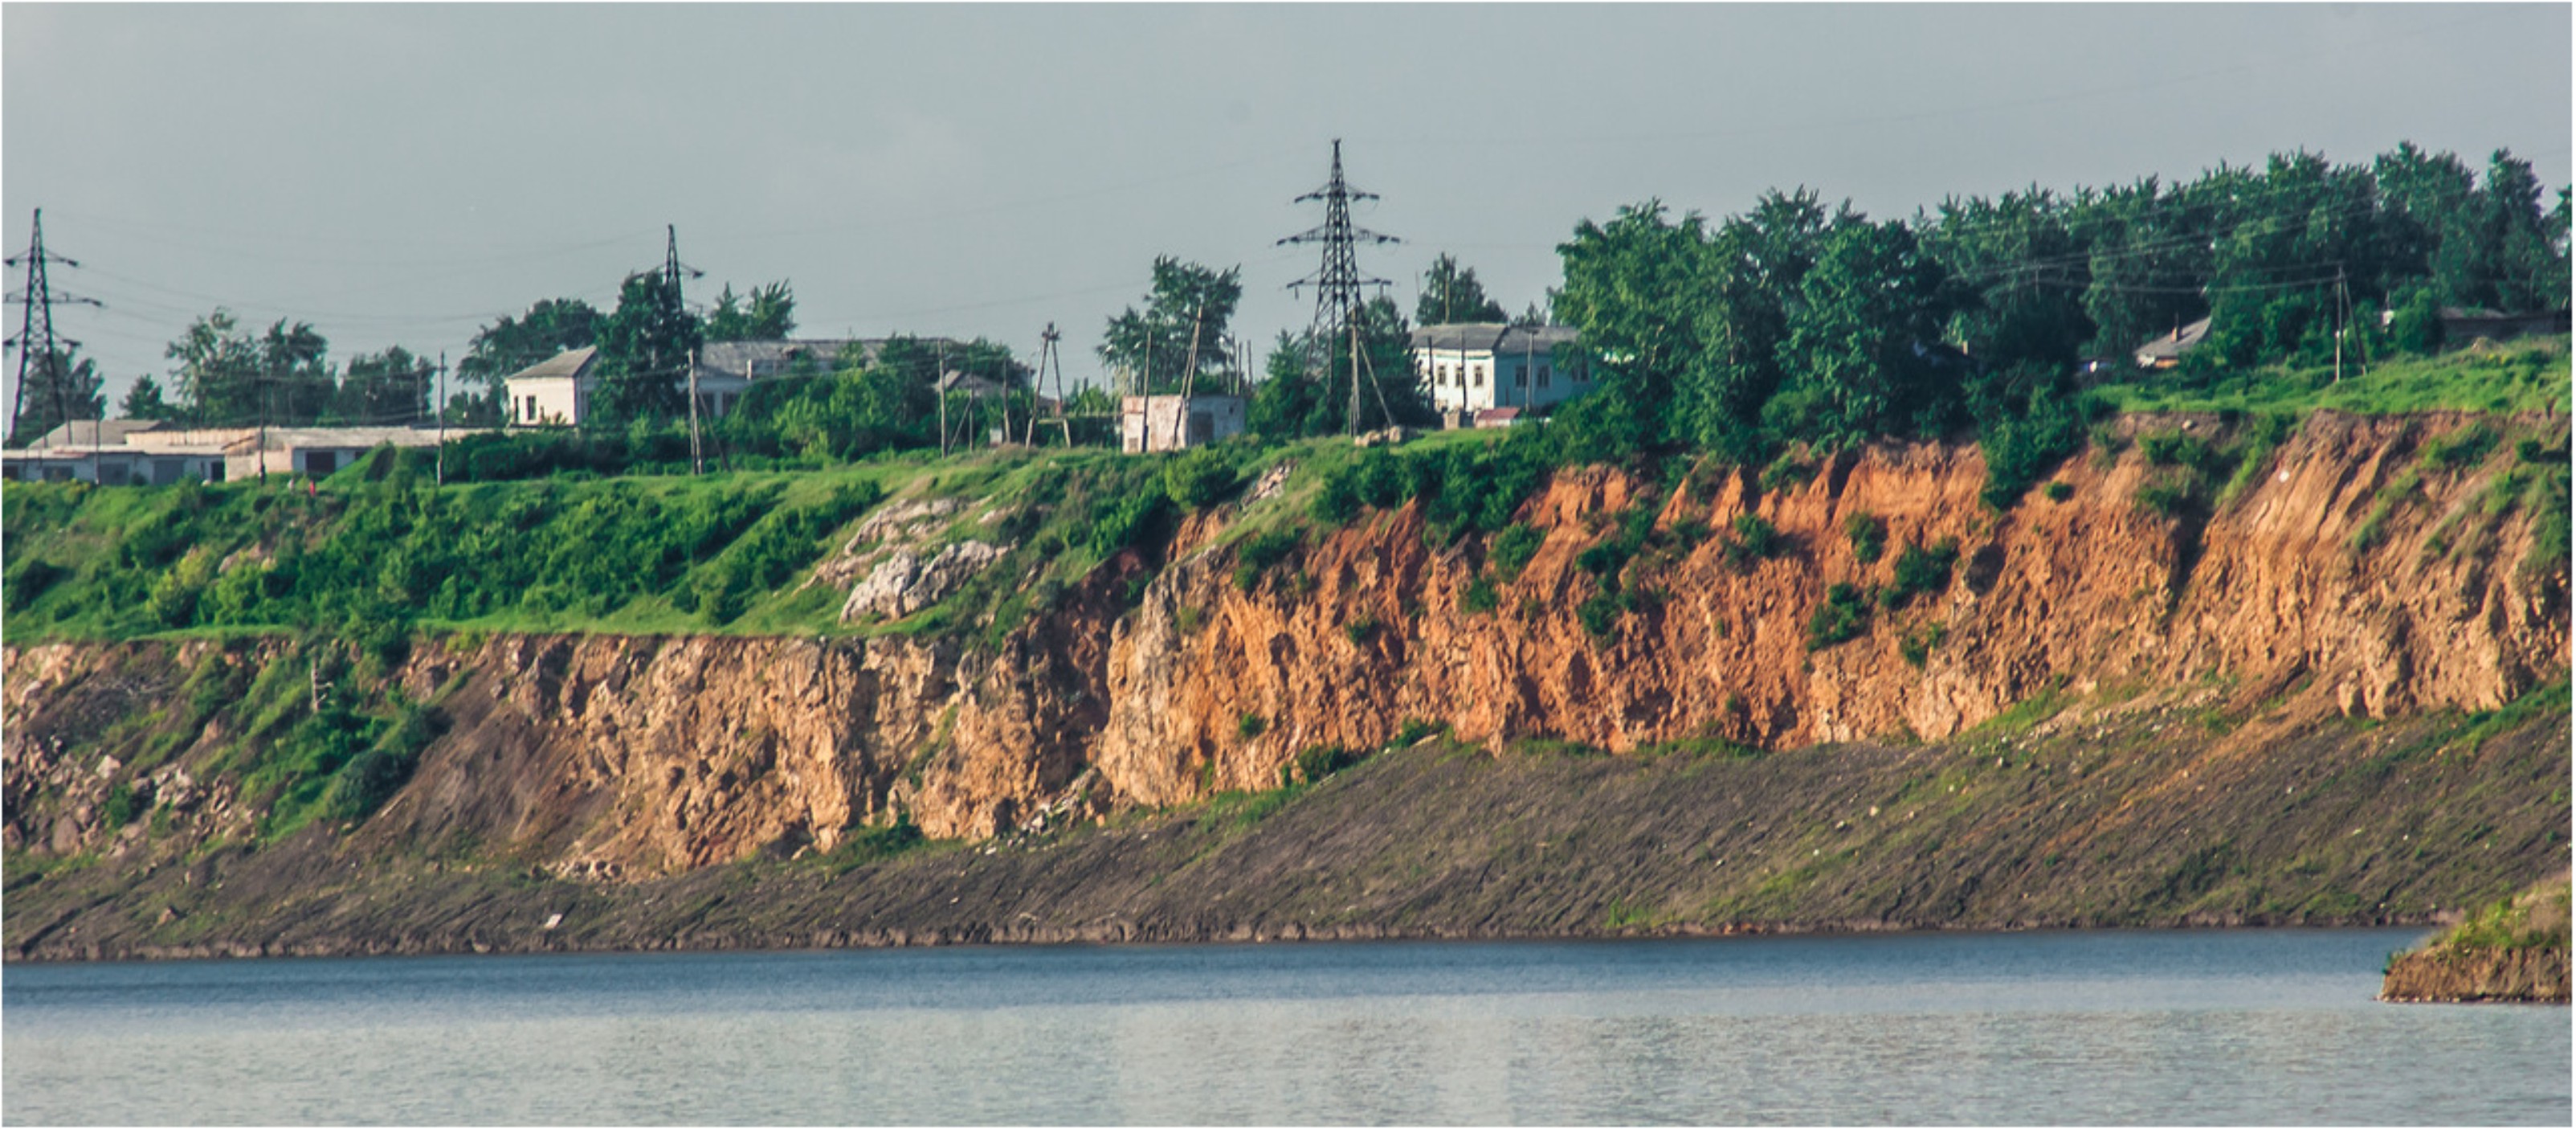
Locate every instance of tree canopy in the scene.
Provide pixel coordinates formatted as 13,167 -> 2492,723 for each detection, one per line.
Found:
5,345 -> 106,446
704,281 -> 797,343
1100,257 -> 1242,394
1415,253 -> 1507,325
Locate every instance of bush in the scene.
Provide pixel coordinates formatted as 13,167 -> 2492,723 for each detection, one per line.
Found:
1576,588 -> 1623,640
1806,583 -> 1872,650
1163,447 -> 1240,509
1900,623 -> 1948,667
2043,481 -> 2074,502
1238,712 -> 1268,740
1720,513 -> 1781,571
1344,612 -> 1380,645
1843,512 -> 1887,563
1882,538 -> 1960,610
2424,423 -> 2500,471
1488,522 -> 1545,582
1459,574 -> 1500,614
2135,480 -> 2192,519
1085,488 -> 1172,558
1758,452 -> 1813,493
1232,526 -> 1301,592
1289,743 -> 1362,785
1391,717 -> 1448,746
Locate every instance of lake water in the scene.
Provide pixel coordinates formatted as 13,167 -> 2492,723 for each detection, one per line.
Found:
4,929 -> 2566,1125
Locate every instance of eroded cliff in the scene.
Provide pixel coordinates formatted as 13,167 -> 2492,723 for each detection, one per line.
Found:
4,412 -> 2566,885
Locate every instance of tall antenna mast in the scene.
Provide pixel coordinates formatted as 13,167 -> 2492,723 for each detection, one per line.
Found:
6,209 -> 102,448
1279,140 -> 1398,436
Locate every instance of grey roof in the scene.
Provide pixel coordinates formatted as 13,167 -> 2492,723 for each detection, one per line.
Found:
232,427 -> 446,452
2133,317 -> 2214,362
31,418 -> 166,449
1410,323 -> 1581,354
504,346 -> 599,382
696,337 -> 967,381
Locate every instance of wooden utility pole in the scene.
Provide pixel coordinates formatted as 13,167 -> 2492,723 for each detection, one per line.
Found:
688,346 -> 704,473
936,343 -> 949,456
435,350 -> 447,487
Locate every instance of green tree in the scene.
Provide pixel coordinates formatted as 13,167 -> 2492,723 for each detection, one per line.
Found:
1415,253 -> 1507,325
258,319 -> 335,426
704,281 -> 797,342
5,345 -> 107,446
120,374 -> 176,422
593,271 -> 703,422
165,309 -> 264,427
1099,257 -> 1242,394
337,346 -> 431,425
1774,217 -> 1962,444
459,298 -> 601,392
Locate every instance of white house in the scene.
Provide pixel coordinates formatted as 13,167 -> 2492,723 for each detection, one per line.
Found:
1121,395 -> 1245,452
1410,323 -> 1590,419
502,346 -> 602,427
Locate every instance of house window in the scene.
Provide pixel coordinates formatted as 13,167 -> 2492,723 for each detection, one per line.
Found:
525,395 -> 537,423
1538,365 -> 1551,389
1515,366 -> 1529,387
1473,364 -> 1485,388
1438,363 -> 1450,386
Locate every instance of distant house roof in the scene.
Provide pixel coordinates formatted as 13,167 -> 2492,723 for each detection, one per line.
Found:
504,346 -> 601,382
2438,307 -> 2570,341
1473,407 -> 1524,428
2133,317 -> 2214,364
30,418 -> 167,449
1411,323 -> 1581,355
696,337 -> 970,382
227,426 -> 445,454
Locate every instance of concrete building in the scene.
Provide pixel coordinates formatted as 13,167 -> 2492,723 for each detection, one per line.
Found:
1410,323 -> 1590,420
223,427 -> 447,480
1121,395 -> 1246,453
1,421 -> 248,485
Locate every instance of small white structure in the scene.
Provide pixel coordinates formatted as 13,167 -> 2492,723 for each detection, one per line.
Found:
1121,395 -> 1245,453
501,346 -> 603,427
1410,323 -> 1590,417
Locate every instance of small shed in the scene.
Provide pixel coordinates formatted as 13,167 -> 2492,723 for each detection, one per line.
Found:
1121,395 -> 1246,453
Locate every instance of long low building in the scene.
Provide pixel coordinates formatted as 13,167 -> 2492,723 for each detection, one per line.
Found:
1,421 -> 450,484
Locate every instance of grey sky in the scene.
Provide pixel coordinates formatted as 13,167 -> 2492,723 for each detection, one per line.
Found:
5,3 -> 2569,407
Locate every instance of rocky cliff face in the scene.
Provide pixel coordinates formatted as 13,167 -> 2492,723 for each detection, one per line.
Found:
6,412 -> 2565,877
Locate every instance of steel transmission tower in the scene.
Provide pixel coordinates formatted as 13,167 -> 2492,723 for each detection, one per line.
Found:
6,209 -> 102,448
1278,140 -> 1398,436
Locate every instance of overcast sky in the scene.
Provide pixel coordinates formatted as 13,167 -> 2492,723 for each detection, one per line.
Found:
5,3 -> 2569,407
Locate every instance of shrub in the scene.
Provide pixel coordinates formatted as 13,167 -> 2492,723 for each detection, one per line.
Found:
2139,432 -> 2219,472
1806,583 -> 1872,650
1391,718 -> 1447,747
1488,522 -> 1545,582
2135,480 -> 2192,519
1576,588 -> 1623,640
1882,539 -> 1960,610
1459,574 -> 1500,614
1163,447 -> 1239,509
1723,513 -> 1781,570
1843,512 -> 1887,563
1344,612 -> 1380,645
1900,623 -> 1948,668
1758,452 -> 1813,493
102,783 -> 139,828
1237,712 -> 1268,740
2043,481 -> 2074,502
1233,526 -> 1300,592
2424,423 -> 2500,471
1085,487 -> 1172,557
1290,743 -> 1362,785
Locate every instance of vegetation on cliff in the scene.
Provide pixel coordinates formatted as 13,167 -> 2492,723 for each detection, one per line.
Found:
2382,873 -> 2572,1003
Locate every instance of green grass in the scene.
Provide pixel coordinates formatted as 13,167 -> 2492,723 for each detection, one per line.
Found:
2093,337 -> 2569,417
